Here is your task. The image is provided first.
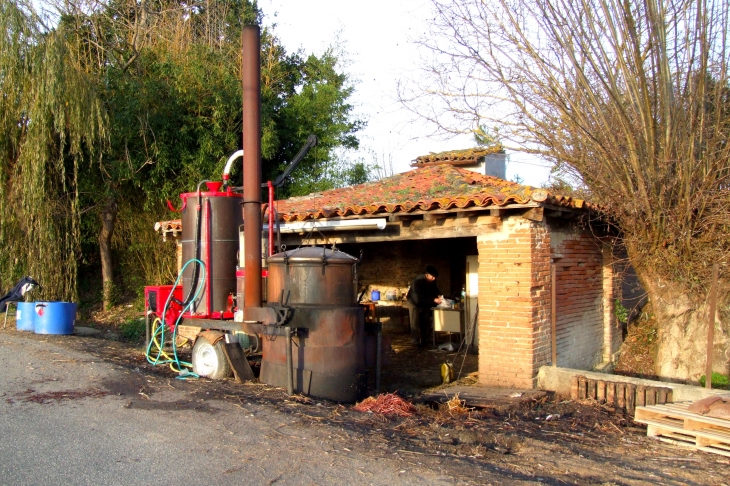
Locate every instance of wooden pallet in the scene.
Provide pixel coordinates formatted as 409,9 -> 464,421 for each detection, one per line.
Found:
570,375 -> 672,414
634,402 -> 730,457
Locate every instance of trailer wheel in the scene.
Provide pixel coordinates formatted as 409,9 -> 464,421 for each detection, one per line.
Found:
192,337 -> 231,379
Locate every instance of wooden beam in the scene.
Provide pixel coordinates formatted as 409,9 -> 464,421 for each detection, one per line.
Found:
456,210 -> 482,219
522,207 -> 544,222
281,215 -> 501,245
545,209 -> 565,218
388,213 -> 421,223
541,203 -> 584,215
423,213 -> 450,221
278,203 -> 542,225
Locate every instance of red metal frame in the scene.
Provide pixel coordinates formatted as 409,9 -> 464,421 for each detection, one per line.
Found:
206,198 -> 212,316
144,285 -> 183,332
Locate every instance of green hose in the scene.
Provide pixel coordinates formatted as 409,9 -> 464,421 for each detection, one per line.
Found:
146,258 -> 205,379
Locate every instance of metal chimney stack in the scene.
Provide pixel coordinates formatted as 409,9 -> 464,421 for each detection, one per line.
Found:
242,25 -> 262,312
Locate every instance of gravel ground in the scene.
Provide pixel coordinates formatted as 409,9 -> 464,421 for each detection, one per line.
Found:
2,324 -> 730,485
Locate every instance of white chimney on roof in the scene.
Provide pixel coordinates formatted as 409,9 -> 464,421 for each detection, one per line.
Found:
483,153 -> 509,180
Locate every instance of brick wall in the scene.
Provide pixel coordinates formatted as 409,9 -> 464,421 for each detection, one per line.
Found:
477,216 -> 552,389
338,217 -> 618,390
550,224 -> 605,370
476,216 -> 616,388
339,238 -> 476,301
602,244 -> 622,360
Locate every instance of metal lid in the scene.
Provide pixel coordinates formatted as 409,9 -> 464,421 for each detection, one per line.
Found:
267,247 -> 358,265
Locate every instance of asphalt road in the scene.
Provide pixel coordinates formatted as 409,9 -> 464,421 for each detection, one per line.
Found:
0,331 -> 455,486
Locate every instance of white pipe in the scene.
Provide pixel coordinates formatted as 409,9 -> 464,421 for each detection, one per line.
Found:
223,150 -> 244,181
262,218 -> 387,234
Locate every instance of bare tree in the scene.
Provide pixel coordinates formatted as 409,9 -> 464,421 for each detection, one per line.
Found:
401,0 -> 730,381
368,148 -> 396,180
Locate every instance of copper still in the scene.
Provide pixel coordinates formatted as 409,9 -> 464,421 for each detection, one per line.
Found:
260,247 -> 365,402
180,186 -> 242,318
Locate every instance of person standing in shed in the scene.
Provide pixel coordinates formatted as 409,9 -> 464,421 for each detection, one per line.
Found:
406,265 -> 443,348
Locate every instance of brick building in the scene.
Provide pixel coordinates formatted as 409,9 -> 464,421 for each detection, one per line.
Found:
271,159 -> 623,389
157,154 -> 625,389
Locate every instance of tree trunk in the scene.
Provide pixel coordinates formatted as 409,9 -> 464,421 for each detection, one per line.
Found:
641,276 -> 729,383
99,199 -> 117,311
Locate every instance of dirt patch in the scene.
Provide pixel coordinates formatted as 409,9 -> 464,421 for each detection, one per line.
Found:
19,329 -> 720,483
382,333 -> 479,396
123,398 -> 222,413
5,318 -> 730,484
80,304 -> 143,329
615,304 -> 660,379
99,372 -> 152,397
16,388 -> 110,404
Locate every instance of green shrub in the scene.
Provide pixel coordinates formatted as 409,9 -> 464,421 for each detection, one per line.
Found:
119,318 -> 146,342
615,299 -> 628,324
699,372 -> 730,389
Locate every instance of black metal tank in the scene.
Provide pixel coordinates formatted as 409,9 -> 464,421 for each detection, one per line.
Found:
180,185 -> 242,318
260,247 -> 365,402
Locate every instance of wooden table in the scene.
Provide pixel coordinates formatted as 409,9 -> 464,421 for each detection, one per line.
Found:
360,301 -> 409,329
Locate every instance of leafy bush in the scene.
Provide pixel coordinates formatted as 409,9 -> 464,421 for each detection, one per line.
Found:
699,372 -> 730,389
119,318 -> 146,342
615,299 -> 629,324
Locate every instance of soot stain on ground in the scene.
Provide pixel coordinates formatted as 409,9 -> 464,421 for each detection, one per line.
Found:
18,388 -> 110,404
123,398 -> 221,414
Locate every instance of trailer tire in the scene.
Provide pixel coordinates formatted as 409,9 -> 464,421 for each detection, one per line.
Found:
192,337 -> 232,379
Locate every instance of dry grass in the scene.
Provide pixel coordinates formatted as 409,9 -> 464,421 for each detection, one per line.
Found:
614,304 -> 659,379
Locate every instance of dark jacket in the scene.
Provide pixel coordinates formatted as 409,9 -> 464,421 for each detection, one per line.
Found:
0,276 -> 40,311
407,274 -> 440,309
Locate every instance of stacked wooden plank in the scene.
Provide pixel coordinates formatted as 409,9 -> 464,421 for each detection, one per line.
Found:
570,375 -> 673,414
634,402 -> 730,457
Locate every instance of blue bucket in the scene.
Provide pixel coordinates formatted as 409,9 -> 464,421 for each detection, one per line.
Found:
16,302 -> 35,332
34,302 -> 77,335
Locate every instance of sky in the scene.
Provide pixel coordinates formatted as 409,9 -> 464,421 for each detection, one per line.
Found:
260,0 -> 554,187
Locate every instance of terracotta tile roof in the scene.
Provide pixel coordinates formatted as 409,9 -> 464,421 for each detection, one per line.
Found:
412,146 -> 505,166
155,165 -> 595,234
274,164 -> 590,222
154,219 -> 182,240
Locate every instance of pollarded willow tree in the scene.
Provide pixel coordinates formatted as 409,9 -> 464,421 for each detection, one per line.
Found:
400,0 -> 730,381
0,1 -> 106,301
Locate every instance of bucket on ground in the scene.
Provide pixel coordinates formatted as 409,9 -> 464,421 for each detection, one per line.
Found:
34,302 -> 77,335
16,302 -> 35,332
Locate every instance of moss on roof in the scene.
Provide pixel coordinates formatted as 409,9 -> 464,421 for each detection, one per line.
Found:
413,146 -> 506,165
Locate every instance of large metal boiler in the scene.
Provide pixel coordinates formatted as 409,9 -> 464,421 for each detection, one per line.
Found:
144,26 -> 377,403
180,183 -> 242,318
260,247 -> 365,402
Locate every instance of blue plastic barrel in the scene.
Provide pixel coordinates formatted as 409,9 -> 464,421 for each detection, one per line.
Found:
34,302 -> 77,335
16,302 -> 35,332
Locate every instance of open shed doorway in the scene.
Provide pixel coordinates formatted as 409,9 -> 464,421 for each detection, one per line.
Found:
338,237 -> 479,395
